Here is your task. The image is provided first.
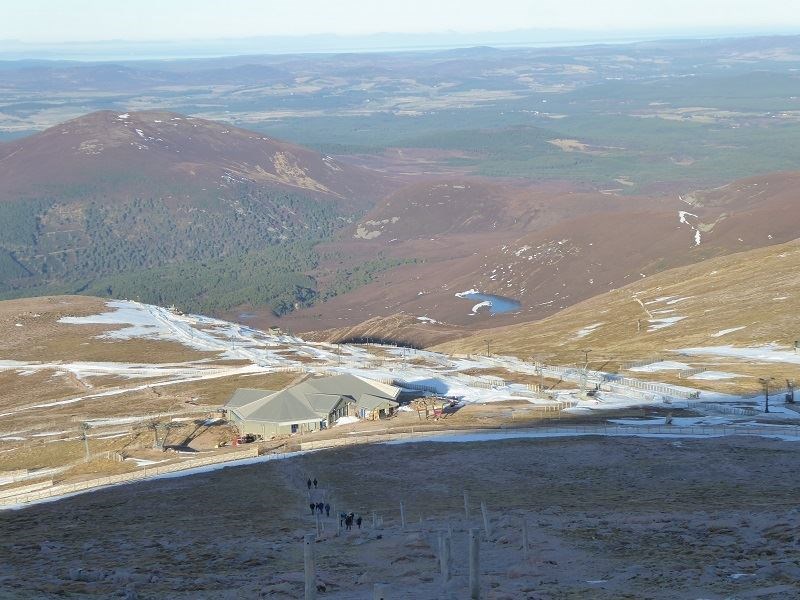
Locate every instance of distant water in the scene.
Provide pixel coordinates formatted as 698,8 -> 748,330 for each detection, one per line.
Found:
461,292 -> 521,315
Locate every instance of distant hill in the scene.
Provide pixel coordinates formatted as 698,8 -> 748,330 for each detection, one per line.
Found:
0,111 -> 389,313
0,110 -> 383,206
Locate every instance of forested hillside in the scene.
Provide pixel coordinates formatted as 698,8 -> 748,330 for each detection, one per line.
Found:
0,111 -> 396,315
0,187 -> 350,313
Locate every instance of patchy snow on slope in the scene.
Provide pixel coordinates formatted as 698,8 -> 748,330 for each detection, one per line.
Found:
335,416 -> 360,426
574,322 -> 603,339
688,371 -> 743,381
416,316 -> 439,324
648,316 -> 686,331
711,326 -> 746,337
59,301 -> 219,352
455,288 -> 479,298
630,361 -> 691,372
678,211 -> 702,246
647,296 -> 674,303
677,344 -> 800,365
41,299 -> 797,425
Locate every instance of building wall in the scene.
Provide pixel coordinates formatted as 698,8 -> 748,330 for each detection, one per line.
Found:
235,418 -> 322,439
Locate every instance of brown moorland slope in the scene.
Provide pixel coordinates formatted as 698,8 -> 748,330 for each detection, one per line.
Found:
287,170 -> 800,333
0,295 -> 304,476
433,238 -> 800,389
0,110 -> 388,207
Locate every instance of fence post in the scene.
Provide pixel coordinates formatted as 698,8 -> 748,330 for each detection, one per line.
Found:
304,534 -> 316,600
469,528 -> 480,599
464,490 -> 470,521
438,531 -> 451,581
400,501 -> 406,529
522,518 -> 529,560
480,501 -> 491,539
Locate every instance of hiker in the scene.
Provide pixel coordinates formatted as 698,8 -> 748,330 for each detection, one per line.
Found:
313,478 -> 318,488
325,503 -> 330,517
317,502 -> 324,514
345,513 -> 354,530
309,503 -> 316,515
340,512 -> 347,527
356,515 -> 362,529
307,479 -> 312,490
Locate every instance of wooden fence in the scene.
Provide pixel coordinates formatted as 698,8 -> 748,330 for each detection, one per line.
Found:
299,423 -> 800,452
0,447 -> 260,507
688,402 -> 758,416
0,479 -> 54,499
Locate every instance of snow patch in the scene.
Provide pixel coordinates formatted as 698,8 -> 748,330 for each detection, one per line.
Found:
711,326 -> 746,337
688,371 -> 743,381
630,361 -> 691,373
648,316 -> 686,331
574,322 -> 603,339
471,301 -> 492,314
678,344 -> 800,365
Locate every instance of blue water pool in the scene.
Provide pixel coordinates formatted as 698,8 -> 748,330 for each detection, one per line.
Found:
460,292 -> 521,315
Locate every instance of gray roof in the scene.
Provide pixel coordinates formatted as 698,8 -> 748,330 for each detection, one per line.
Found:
304,373 -> 400,401
355,393 -> 400,412
226,388 -> 274,410
304,392 -> 349,414
234,388 -> 321,425
225,374 -> 401,425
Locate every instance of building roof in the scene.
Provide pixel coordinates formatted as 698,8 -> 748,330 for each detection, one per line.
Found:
224,374 -> 401,425
355,393 -> 400,412
304,373 -> 401,401
226,388 -> 274,410
233,388 -> 321,426
304,392 -> 348,415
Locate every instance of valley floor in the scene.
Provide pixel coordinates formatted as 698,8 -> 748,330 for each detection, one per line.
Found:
1,435 -> 799,599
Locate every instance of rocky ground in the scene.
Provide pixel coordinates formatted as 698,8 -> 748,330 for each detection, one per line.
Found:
1,435 -> 799,599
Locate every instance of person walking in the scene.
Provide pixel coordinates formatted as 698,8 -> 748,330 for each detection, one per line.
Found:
340,512 -> 346,528
307,479 -> 312,490
356,515 -> 362,529
345,513 -> 354,530
309,503 -> 316,515
325,503 -> 330,517
313,478 -> 318,488
317,502 -> 324,514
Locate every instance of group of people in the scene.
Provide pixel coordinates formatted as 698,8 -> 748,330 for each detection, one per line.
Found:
304,476 -> 363,532
309,501 -> 331,516
340,512 -> 363,530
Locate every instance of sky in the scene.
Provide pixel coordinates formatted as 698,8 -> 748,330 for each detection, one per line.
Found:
2,0 -> 799,43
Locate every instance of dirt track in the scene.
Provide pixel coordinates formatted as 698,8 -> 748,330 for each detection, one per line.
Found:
1,435 -> 799,598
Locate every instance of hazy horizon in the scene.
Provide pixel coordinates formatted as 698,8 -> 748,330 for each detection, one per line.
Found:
2,26 -> 799,62
3,0 -> 800,61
